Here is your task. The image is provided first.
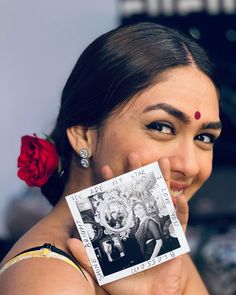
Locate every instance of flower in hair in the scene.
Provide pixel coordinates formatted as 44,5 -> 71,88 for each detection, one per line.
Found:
17,134 -> 59,187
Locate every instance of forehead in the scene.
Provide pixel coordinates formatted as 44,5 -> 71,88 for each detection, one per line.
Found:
124,67 -> 220,120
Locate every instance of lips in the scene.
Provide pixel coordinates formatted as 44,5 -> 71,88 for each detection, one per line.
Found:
170,181 -> 190,197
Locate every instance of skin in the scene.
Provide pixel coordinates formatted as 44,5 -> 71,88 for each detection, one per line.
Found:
0,66 -> 221,295
133,204 -> 147,219
90,66 -> 221,202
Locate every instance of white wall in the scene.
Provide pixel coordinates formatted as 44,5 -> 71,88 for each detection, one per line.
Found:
0,0 -> 118,237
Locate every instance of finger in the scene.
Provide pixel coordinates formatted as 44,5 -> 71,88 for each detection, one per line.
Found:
100,164 -> 115,180
67,238 -> 95,278
158,158 -> 171,190
175,195 -> 189,233
126,152 -> 142,171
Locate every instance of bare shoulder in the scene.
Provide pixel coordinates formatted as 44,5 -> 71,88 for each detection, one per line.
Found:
0,257 -> 98,295
181,254 -> 209,295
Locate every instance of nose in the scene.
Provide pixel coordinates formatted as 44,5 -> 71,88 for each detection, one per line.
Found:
169,141 -> 200,178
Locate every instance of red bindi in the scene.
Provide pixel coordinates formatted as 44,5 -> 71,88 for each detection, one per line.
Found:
194,111 -> 201,120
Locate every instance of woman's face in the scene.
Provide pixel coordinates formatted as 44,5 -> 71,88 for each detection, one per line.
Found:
133,204 -> 147,219
111,212 -> 118,219
92,66 -> 221,202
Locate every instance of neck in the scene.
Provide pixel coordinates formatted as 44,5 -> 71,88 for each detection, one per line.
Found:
47,165 -> 96,240
41,198 -> 76,245
139,215 -> 147,224
43,160 -> 99,247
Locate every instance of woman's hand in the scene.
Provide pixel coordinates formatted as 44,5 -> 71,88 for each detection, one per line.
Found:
68,154 -> 189,295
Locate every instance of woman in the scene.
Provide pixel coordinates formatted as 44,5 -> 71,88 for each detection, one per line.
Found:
106,239 -> 121,261
0,22 -> 221,294
133,201 -> 163,260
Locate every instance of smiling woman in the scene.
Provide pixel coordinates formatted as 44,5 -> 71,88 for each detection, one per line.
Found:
0,22 -> 221,294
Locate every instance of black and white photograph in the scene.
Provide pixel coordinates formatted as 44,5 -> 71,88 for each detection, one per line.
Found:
66,162 -> 190,285
101,237 -> 125,262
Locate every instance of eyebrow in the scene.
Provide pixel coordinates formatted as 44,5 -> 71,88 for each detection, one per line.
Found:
201,122 -> 222,130
143,103 -> 191,123
143,103 -> 222,130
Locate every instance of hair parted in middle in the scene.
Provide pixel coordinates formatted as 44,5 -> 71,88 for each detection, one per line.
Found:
41,22 -> 220,206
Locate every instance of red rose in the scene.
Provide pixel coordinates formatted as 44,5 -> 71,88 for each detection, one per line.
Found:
17,135 -> 59,187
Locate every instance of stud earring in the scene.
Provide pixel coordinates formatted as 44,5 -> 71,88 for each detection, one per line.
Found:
79,149 -> 89,168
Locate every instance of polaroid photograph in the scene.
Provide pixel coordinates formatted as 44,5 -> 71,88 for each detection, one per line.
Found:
66,162 -> 190,285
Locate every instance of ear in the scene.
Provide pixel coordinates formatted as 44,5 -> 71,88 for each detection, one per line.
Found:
66,126 -> 94,157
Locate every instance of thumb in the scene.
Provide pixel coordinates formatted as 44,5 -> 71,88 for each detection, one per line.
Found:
158,158 -> 171,191
175,194 -> 189,233
67,238 -> 95,278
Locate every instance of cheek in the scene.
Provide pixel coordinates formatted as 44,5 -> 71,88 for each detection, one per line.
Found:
135,146 -> 173,166
95,133 -> 170,177
188,154 -> 213,201
199,153 -> 213,183
93,130 -> 131,175
94,122 -> 195,177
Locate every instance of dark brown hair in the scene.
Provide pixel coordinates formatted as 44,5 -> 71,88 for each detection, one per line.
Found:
41,22 -> 219,206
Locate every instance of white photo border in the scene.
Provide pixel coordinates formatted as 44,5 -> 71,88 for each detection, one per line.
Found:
66,162 -> 190,285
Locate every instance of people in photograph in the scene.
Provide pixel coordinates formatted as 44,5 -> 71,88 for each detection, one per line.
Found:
128,191 -> 141,205
106,239 -> 121,261
84,223 -> 97,241
0,21 -> 222,294
133,201 -> 163,260
107,211 -> 125,229
162,218 -> 181,251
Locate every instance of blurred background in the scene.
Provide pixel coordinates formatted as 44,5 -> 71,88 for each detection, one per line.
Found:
0,1 -> 235,294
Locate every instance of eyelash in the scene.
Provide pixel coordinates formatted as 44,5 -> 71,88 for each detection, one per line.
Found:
146,121 -> 217,144
146,121 -> 175,135
194,133 -> 217,144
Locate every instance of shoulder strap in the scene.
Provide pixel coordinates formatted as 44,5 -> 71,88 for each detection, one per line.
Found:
0,243 -> 86,279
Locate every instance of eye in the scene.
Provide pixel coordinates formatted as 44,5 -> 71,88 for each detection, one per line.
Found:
195,133 -> 217,144
146,122 -> 175,135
